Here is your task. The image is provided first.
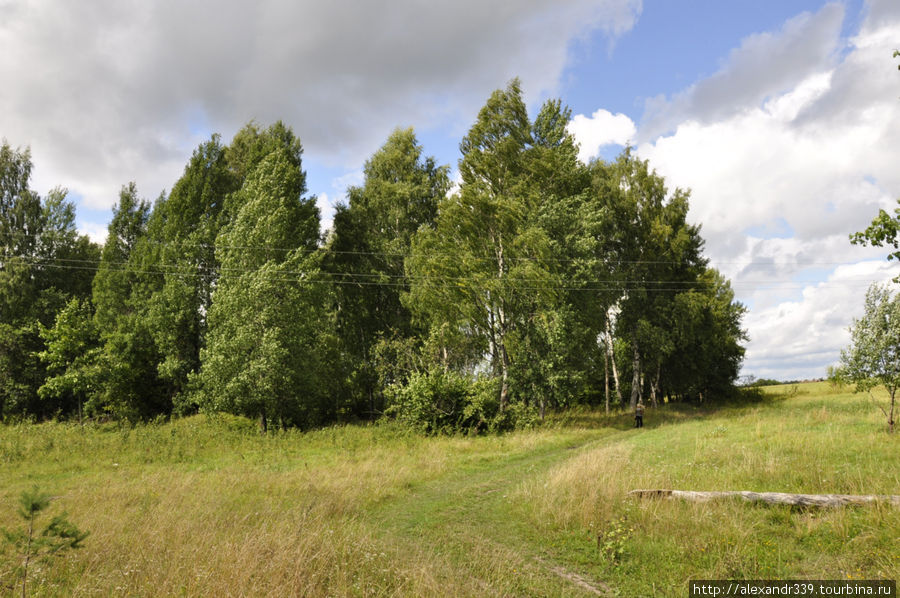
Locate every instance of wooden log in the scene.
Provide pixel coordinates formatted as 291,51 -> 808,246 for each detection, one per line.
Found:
628,489 -> 900,507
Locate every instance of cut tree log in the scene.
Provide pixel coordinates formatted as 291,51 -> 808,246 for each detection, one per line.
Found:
628,489 -> 900,507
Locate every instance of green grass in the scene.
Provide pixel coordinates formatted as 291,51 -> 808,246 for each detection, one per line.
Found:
0,382 -> 898,596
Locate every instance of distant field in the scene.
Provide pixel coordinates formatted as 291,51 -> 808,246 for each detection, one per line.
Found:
1,382 -> 898,596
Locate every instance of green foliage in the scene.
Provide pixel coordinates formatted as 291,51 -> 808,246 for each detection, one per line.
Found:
37,298 -> 101,418
0,141 -> 99,419
385,370 -> 536,434
385,370 -> 478,434
144,136 -> 236,406
850,207 -> 900,271
406,80 -> 585,413
598,515 -> 634,564
91,183 -> 150,333
0,85 -> 750,430
90,183 -> 168,420
2,486 -> 88,597
198,145 -> 333,430
325,128 -> 449,417
836,283 -> 900,432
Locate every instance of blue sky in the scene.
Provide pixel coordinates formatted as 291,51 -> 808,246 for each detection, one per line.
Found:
305,1 -> 868,211
2,0 -> 899,381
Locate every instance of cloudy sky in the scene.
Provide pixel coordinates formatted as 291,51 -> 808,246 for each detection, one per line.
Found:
2,0 -> 899,381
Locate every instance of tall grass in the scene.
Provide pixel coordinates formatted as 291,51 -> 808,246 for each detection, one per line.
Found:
515,383 -> 900,595
0,383 -> 897,596
0,417 -> 589,595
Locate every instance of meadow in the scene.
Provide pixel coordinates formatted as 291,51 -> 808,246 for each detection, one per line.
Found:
1,382 -> 898,596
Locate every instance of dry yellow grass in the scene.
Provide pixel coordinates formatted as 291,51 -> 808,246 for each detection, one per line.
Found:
0,419 -> 596,596
2,384 -> 898,596
513,385 -> 900,595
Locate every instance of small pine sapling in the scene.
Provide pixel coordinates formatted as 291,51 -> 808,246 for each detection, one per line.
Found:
2,487 -> 88,597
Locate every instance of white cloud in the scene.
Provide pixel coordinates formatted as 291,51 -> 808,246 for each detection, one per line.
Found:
0,0 -> 641,212
568,109 -> 636,162
640,2 -> 845,141
630,0 -> 900,379
317,192 -> 334,235
75,220 -> 109,246
331,170 -> 365,197
742,261 -> 900,380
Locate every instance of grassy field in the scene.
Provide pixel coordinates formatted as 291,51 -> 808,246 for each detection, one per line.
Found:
0,381 -> 898,596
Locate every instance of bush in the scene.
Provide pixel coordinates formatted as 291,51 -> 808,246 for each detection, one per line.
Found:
384,371 -> 538,434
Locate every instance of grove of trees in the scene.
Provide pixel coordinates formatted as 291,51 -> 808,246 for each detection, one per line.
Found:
0,80 -> 747,432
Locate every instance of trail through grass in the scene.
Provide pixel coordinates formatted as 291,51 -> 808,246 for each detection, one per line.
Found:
364,429 -> 615,596
0,382 -> 898,596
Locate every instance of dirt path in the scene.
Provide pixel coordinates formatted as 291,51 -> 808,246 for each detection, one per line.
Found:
534,556 -> 612,596
367,430 -> 614,596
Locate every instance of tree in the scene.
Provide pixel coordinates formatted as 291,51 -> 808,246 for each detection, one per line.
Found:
198,145 -> 331,431
405,81 -> 601,419
92,183 -> 150,332
0,141 -> 99,418
594,150 -> 707,407
143,136 -> 236,409
90,184 -> 168,420
2,487 -> 88,598
325,128 -> 449,416
835,283 -> 899,433
508,98 -> 594,416
406,79 -> 557,411
37,298 -> 100,422
663,269 -> 747,399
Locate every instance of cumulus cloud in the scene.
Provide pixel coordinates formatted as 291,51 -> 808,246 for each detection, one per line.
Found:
567,109 -> 636,162
331,170 -> 365,198
742,261 -> 900,380
639,2 -> 845,140
0,0 -> 641,211
630,0 -> 900,379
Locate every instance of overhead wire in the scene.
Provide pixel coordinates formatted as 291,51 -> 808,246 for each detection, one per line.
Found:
1,228 -> 890,267
2,252 -> 893,294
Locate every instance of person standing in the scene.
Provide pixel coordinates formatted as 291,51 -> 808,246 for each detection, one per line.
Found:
635,401 -> 644,428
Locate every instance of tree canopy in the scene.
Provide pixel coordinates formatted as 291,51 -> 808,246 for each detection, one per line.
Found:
834,283 -> 899,433
0,82 -> 748,431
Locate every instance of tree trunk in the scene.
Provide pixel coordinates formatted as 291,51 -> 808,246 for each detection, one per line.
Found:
499,341 -> 510,411
603,340 -> 610,414
259,407 -> 267,434
650,358 -> 661,407
890,388 -> 895,434
630,334 -> 641,409
496,234 -> 511,412
628,489 -> 900,508
605,320 -> 622,405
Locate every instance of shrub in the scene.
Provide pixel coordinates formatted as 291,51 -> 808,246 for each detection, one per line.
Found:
385,371 -> 537,434
385,370 -> 475,434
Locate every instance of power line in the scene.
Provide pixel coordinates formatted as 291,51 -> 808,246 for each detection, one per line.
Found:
2,229 -> 889,267
4,255 -> 892,294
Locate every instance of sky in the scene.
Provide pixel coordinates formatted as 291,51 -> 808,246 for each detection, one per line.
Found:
2,0 -> 899,381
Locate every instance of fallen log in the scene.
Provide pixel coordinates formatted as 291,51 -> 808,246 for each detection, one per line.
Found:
628,489 -> 900,507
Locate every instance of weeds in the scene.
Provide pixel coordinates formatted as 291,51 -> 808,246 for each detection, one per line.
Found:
597,516 -> 633,564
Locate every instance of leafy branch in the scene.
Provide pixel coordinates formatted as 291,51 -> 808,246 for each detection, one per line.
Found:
2,487 -> 88,598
